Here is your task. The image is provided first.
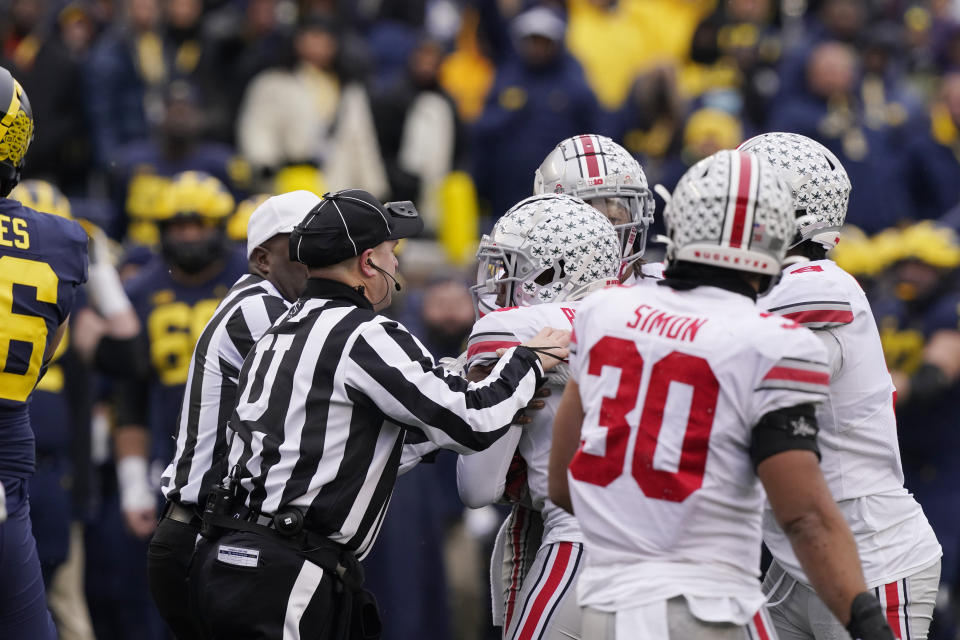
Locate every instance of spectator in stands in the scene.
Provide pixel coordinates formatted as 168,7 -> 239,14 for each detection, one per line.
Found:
687,0 -> 782,127
908,72 -> 960,218
86,0 -> 222,168
775,0 -> 868,104
371,37 -> 465,232
112,81 -> 250,244
58,3 -> 98,59
609,64 -> 686,189
869,222 -> 960,640
859,22 -> 926,135
205,0 -> 293,144
237,15 -> 386,197
769,41 -> 915,233
1,0 -> 93,193
161,0 -> 223,123
472,6 -> 599,226
566,0 -> 667,111
85,0 -> 164,166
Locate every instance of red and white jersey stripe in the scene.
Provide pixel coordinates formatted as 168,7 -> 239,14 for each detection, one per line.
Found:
756,357 -> 830,396
766,299 -> 854,328
761,259 -> 941,586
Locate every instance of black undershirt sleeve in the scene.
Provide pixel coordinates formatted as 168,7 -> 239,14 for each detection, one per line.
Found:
750,403 -> 820,469
95,334 -> 150,378
114,374 -> 150,427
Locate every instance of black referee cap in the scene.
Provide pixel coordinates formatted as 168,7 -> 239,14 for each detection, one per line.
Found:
289,189 -> 423,267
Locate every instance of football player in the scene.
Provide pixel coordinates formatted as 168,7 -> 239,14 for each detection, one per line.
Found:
10,179 -> 140,638
10,180 -> 139,600
741,133 -> 942,640
0,67 -> 88,640
549,150 -> 895,640
474,135 -> 657,320
85,171 -> 244,638
533,134 -> 661,284
113,171 -> 244,534
471,135 -> 659,634
458,193 -> 621,639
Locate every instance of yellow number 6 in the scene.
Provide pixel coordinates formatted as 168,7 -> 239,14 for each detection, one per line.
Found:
0,256 -> 59,402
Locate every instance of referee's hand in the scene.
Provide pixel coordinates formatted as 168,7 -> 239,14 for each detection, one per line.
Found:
522,327 -> 571,372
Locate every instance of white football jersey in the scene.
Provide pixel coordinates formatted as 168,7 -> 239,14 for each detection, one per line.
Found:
761,260 -> 941,586
463,302 -> 583,547
568,283 -> 830,621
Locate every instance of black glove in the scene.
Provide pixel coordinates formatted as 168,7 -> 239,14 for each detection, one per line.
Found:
846,591 -> 895,640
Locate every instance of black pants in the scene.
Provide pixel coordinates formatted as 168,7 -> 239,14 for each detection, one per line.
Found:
189,531 -> 345,639
147,516 -> 204,640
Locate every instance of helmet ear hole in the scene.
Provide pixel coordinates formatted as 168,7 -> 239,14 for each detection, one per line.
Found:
535,267 -> 555,286
534,260 -> 567,286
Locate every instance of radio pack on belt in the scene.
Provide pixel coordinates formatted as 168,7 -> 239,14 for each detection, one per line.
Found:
201,465 -> 240,539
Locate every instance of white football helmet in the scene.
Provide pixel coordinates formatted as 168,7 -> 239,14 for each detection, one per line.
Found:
737,132 -> 851,249
472,194 -> 621,314
664,150 -> 794,282
533,134 -> 654,272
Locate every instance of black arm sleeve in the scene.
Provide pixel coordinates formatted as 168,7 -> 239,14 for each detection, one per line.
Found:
113,373 -> 150,427
750,403 -> 820,469
94,334 -> 150,378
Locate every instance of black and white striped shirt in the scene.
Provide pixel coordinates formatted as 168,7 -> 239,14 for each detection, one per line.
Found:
227,278 -> 545,559
161,274 -> 291,506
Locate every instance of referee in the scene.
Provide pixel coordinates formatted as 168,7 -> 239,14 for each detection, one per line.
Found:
146,190 -> 321,639
189,189 -> 569,640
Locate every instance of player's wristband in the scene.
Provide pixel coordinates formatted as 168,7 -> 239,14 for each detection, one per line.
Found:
847,591 -> 895,640
117,456 -> 155,512
87,262 -> 133,317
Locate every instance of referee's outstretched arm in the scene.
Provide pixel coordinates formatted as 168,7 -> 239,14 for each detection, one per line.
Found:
348,321 -> 568,454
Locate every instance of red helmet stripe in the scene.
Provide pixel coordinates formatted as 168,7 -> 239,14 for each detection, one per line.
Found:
728,152 -> 755,249
578,134 -> 601,178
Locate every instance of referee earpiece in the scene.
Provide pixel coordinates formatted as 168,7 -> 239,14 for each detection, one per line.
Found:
366,258 -> 401,292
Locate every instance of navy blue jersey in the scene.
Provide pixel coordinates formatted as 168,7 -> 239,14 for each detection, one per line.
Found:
29,289 -> 87,455
0,198 -> 88,477
123,248 -> 246,465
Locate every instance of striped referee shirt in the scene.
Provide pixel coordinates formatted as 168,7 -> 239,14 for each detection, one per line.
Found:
160,274 -> 291,506
227,278 -> 545,559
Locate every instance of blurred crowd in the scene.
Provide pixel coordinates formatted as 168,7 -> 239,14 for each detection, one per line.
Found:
7,0 -> 960,638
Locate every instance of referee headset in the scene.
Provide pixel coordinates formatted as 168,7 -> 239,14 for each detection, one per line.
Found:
290,192 -> 403,305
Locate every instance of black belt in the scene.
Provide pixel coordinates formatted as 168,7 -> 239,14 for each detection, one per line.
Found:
203,510 -> 364,592
162,500 -> 203,527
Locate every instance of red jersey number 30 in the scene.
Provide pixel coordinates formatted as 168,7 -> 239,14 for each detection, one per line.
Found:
569,336 -> 719,502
